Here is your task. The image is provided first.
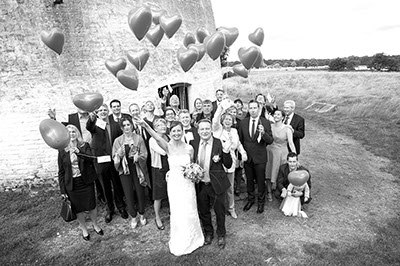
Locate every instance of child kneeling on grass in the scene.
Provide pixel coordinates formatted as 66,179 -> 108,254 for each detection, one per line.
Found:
280,182 -> 310,218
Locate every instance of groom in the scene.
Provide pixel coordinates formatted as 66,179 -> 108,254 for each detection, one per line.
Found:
190,119 -> 232,249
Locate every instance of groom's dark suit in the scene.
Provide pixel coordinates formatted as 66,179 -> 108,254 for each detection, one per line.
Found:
238,116 -> 273,205
190,137 -> 232,238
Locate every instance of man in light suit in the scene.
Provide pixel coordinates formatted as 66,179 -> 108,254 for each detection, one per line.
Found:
283,100 -> 305,155
238,100 -> 273,214
190,119 -> 232,249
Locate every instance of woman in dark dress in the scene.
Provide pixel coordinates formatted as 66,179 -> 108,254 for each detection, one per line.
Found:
58,125 -> 102,241
112,117 -> 149,229
149,118 -> 170,230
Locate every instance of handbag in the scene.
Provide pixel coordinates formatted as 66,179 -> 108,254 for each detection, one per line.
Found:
60,198 -> 77,222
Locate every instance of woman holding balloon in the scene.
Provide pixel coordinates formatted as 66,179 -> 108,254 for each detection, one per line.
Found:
58,124 -> 103,241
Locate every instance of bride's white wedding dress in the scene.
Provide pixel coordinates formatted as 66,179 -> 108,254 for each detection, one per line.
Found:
167,150 -> 204,256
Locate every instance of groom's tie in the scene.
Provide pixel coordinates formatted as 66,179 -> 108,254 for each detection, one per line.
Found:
199,140 -> 207,169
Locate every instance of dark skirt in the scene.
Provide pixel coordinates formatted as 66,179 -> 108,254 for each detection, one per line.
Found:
68,176 -> 96,213
152,168 -> 168,200
152,154 -> 169,200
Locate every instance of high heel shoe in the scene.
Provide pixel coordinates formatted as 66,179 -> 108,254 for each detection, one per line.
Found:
94,228 -> 104,236
155,219 -> 165,230
82,233 -> 90,241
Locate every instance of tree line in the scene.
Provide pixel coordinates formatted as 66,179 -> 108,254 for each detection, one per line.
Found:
225,53 -> 400,72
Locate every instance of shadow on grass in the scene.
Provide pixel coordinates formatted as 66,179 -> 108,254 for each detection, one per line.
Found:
1,188 -> 400,265
301,217 -> 400,266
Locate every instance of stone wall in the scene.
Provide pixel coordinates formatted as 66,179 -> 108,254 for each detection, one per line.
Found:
0,0 -> 222,187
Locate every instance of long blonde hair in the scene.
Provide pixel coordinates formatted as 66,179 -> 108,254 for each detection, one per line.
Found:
65,124 -> 85,150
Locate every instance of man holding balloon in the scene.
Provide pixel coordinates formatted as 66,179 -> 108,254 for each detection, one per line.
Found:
87,104 -> 128,223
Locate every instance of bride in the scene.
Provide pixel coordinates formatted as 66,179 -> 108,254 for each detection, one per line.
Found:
135,117 -> 204,256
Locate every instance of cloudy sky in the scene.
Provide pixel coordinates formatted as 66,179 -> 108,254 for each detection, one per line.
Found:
211,0 -> 400,60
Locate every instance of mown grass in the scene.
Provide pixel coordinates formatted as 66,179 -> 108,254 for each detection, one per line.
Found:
224,70 -> 400,176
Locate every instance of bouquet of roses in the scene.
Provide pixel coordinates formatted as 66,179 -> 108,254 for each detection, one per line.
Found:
183,163 -> 205,183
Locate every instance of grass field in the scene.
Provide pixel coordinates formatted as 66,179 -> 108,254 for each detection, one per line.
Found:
1,71 -> 400,265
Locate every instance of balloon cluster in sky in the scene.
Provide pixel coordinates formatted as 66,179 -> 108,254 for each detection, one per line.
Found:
38,5 -> 265,149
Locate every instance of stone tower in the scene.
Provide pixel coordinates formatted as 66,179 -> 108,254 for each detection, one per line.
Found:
0,0 -> 221,186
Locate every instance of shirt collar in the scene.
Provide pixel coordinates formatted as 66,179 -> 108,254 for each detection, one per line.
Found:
202,137 -> 213,145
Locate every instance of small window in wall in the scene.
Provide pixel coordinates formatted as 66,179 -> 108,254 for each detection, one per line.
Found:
157,82 -> 191,110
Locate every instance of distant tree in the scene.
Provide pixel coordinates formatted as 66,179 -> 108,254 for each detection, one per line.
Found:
303,60 -> 310,68
368,53 -> 400,71
290,61 -> 297,67
386,57 -> 400,71
329,58 -> 347,71
309,58 -> 318,67
368,53 -> 386,71
273,63 -> 281,68
359,55 -> 371,66
283,62 -> 289,68
345,60 -> 356,70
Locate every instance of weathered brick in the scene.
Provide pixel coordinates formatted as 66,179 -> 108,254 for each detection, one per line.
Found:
0,0 -> 222,185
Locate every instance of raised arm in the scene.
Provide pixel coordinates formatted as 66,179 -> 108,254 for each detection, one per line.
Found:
133,116 -> 169,153
286,127 -> 296,154
212,104 -> 223,133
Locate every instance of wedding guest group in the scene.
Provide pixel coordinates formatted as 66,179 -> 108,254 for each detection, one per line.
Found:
52,89 -> 311,256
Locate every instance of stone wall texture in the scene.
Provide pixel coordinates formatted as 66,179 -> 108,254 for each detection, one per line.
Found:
0,0 -> 222,187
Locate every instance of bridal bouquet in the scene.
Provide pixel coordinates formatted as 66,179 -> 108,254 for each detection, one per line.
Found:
183,163 -> 205,183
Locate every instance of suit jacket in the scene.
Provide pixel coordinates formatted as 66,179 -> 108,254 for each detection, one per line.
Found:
238,116 -> 273,164
183,126 -> 200,144
58,142 -> 97,194
289,113 -> 305,155
276,163 -> 312,193
190,137 -> 232,195
245,105 -> 278,119
86,117 -> 112,156
108,113 -> 131,145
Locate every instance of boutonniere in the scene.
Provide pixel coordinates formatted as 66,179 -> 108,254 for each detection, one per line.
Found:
212,154 -> 221,163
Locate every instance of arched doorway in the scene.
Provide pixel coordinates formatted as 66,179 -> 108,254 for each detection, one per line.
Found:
157,82 -> 191,110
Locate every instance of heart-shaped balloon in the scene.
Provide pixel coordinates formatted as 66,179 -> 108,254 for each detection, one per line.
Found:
205,31 -> 226,60
146,24 -> 164,47
152,9 -> 166,24
196,28 -> 210,43
39,119 -> 70,150
105,58 -> 127,76
217,26 -> 239,47
127,49 -> 150,71
183,32 -> 196,47
128,7 -> 153,41
238,46 -> 260,69
177,47 -> 199,72
117,69 -> 139,91
248,27 -> 264,46
288,170 -> 310,186
72,92 -> 104,112
253,49 -> 263,68
159,15 -> 182,38
40,28 -> 65,55
232,64 -> 249,78
188,43 -> 205,62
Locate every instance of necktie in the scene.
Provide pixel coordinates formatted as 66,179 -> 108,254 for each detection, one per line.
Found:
199,141 -> 207,168
284,116 -> 289,125
251,119 -> 256,138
